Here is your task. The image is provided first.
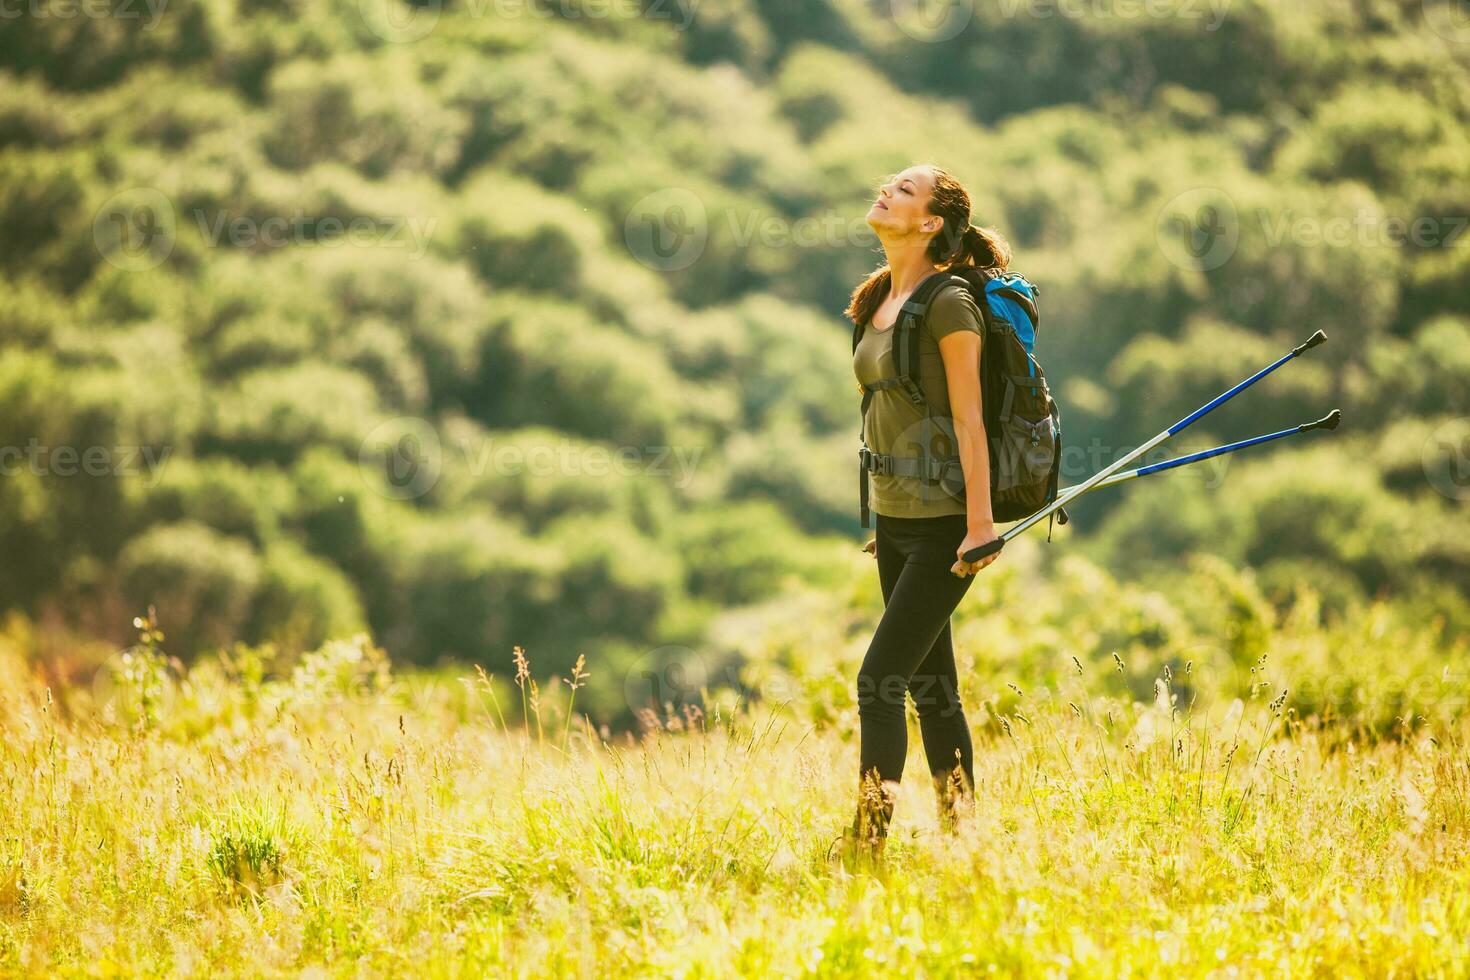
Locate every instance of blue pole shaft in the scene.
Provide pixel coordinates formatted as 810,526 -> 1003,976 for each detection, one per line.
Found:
960,331 -> 1329,564
1166,330 -> 1327,435
1055,425 -> 1303,501
1136,426 -> 1298,475
1166,354 -> 1292,434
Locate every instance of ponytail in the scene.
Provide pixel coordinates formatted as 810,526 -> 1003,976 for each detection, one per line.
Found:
925,165 -> 1012,271
931,222 -> 1011,272
954,224 -> 1011,272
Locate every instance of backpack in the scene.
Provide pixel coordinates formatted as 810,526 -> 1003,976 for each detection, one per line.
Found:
853,265 -> 1067,532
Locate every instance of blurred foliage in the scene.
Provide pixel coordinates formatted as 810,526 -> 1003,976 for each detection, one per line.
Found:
0,0 -> 1466,714
734,540 -> 1470,739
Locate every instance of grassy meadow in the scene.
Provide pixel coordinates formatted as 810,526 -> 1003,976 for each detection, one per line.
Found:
4,545 -> 1470,977
4,1 -> 1470,976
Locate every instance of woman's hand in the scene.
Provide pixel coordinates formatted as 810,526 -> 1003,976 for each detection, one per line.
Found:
952,523 -> 1000,577
863,538 -> 877,559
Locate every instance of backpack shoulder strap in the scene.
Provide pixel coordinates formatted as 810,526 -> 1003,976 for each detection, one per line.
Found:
939,266 -> 1004,332
892,270 -> 971,405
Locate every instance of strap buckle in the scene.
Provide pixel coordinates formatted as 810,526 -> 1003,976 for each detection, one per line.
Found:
859,448 -> 894,476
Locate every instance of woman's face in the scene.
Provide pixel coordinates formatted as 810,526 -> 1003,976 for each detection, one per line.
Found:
866,166 -> 942,238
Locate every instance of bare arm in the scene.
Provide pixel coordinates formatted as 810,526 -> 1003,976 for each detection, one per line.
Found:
938,328 -> 1000,575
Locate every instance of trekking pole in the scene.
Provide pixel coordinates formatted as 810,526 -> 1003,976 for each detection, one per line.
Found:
962,330 -> 1329,564
1053,409 -> 1341,504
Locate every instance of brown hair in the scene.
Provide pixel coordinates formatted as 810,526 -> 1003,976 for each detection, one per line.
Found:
844,165 -> 1012,326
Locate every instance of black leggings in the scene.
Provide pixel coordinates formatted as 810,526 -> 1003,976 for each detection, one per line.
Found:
856,512 -> 977,831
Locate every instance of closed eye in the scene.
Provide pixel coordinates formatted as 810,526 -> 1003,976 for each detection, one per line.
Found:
876,174 -> 917,195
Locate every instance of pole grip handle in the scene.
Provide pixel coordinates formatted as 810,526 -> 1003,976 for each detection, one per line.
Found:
962,537 -> 1006,564
1300,408 -> 1342,432
1292,330 -> 1327,356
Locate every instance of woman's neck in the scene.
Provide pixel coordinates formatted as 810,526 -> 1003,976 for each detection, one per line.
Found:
880,235 -> 939,296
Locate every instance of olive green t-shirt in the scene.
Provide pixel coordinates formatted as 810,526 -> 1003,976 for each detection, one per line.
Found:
852,282 -> 985,518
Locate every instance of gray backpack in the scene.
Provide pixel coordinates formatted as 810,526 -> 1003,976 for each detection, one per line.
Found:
853,267 -> 1066,531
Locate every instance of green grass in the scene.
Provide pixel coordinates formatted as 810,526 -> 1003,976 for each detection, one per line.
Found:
3,609 -> 1470,977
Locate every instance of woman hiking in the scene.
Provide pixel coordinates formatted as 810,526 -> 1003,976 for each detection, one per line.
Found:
835,164 -> 1008,865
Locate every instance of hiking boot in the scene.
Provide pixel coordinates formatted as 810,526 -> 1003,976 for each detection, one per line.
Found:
934,769 -> 976,836
828,822 -> 887,872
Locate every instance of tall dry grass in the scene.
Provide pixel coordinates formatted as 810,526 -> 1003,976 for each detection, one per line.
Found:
4,599 -> 1470,977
